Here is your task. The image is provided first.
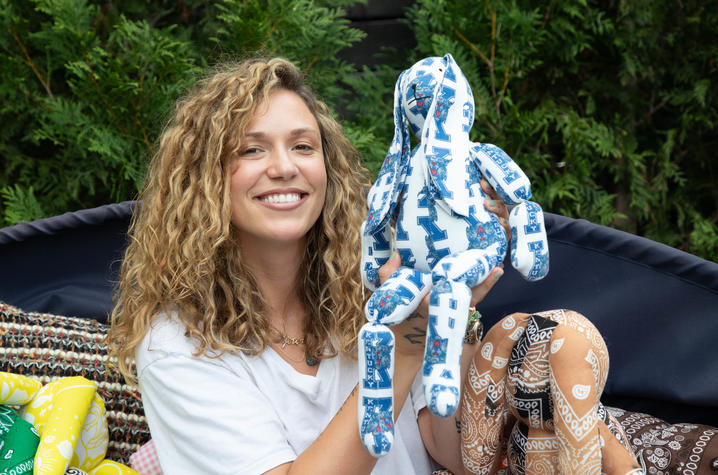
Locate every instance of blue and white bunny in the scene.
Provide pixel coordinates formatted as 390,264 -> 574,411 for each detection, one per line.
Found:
357,54 -> 550,457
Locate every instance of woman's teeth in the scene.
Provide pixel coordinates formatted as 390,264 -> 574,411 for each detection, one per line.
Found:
260,193 -> 301,204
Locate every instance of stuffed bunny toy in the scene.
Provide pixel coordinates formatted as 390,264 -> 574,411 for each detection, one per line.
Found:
357,54 -> 549,457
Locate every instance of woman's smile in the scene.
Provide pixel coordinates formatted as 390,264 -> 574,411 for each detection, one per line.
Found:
258,193 -> 302,204
255,188 -> 307,206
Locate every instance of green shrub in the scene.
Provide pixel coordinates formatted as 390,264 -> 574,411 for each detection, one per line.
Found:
0,0 -> 374,223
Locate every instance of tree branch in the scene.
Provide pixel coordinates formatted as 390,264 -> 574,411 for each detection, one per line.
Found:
9,28 -> 55,101
454,28 -> 490,68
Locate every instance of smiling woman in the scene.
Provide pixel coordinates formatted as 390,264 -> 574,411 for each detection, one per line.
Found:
105,57 -> 508,475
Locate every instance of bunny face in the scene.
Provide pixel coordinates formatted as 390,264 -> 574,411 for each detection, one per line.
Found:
400,56 -> 475,140
401,57 -> 443,136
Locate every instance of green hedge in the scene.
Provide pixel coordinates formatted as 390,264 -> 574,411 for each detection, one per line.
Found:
1,0 -> 716,261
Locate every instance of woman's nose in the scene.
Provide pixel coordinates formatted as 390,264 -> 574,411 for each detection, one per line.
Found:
267,148 -> 299,178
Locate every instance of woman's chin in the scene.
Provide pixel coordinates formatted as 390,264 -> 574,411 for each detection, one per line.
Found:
237,227 -> 310,248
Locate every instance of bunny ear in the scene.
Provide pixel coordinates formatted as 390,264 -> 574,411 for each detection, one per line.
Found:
423,53 -> 472,217
365,70 -> 412,233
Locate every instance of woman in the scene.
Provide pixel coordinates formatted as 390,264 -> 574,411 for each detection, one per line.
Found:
107,57 -> 505,474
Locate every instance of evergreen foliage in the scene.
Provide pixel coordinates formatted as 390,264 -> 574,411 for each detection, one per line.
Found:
0,0 -> 371,224
0,0 -> 715,261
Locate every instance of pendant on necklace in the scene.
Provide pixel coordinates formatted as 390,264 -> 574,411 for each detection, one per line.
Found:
280,335 -> 305,349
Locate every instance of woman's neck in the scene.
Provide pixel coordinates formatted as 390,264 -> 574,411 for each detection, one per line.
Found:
238,236 -> 306,332
238,236 -> 318,375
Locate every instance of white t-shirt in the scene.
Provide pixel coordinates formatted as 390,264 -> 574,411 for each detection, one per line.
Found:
135,312 -> 435,475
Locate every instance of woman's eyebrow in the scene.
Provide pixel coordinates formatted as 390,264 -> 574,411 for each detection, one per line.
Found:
244,131 -> 265,139
244,128 -> 319,138
290,127 -> 320,137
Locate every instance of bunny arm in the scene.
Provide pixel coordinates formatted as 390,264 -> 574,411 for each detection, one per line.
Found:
509,201 -> 550,281
469,143 -> 549,282
469,143 -> 532,205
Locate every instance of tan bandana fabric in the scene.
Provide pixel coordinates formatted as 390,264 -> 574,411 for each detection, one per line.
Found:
461,309 -> 641,474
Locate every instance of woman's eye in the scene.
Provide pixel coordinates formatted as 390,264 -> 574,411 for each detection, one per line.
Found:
240,147 -> 262,156
294,143 -> 315,152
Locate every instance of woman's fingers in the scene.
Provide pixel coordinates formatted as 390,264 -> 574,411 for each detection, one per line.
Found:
481,179 -> 508,219
470,265 -> 504,307
480,177 -> 501,201
377,251 -> 401,284
481,179 -> 511,242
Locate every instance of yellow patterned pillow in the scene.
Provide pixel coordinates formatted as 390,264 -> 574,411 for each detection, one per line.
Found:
0,372 -> 138,474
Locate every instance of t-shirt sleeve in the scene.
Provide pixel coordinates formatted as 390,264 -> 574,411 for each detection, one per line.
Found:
138,351 -> 296,475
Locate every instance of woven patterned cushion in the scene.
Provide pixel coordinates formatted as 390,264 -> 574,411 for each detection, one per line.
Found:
0,301 -> 150,464
609,406 -> 718,474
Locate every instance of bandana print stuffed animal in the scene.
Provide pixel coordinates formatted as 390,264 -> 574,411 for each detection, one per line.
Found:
461,310 -> 641,474
357,54 -> 549,457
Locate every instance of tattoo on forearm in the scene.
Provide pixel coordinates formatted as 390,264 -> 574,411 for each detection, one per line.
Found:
404,326 -> 426,345
406,312 -> 423,321
317,384 -> 358,440
455,417 -> 461,434
338,384 -> 358,414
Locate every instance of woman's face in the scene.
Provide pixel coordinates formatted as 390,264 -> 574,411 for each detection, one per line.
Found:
229,89 -> 327,248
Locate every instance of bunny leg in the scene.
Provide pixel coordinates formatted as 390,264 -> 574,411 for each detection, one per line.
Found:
358,267 -> 432,457
424,249 -> 498,417
358,323 -> 395,457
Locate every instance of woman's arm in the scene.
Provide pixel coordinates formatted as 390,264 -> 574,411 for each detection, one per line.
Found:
266,254 -> 427,475
269,351 -> 422,475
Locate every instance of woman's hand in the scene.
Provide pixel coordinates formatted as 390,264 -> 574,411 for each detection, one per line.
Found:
384,253 -> 505,357
471,177 -> 510,304
482,178 -> 511,249
375,252 -> 428,357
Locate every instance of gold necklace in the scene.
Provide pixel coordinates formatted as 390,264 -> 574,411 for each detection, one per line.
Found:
275,343 -> 305,363
270,325 -> 305,349
271,330 -> 317,366
273,338 -> 317,366
279,334 -> 305,349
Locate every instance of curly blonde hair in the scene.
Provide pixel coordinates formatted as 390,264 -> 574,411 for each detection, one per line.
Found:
107,58 -> 369,383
